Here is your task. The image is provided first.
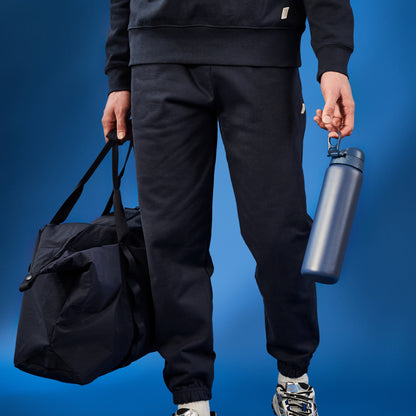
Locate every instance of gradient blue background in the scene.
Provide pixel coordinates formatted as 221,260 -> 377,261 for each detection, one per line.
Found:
1,1 -> 415,414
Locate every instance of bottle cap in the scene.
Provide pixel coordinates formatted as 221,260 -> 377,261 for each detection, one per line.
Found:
327,132 -> 365,172
330,147 -> 365,172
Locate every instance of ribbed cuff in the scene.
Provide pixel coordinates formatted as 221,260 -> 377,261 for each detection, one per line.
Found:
107,67 -> 131,95
173,388 -> 212,405
316,45 -> 353,83
278,359 -> 311,379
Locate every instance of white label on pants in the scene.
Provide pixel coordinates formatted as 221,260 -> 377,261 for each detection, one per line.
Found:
301,103 -> 306,114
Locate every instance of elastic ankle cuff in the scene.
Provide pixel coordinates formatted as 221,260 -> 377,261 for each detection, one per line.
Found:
278,361 -> 310,379
173,388 -> 212,405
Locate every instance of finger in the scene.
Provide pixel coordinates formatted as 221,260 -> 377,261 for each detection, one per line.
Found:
314,109 -> 327,129
322,92 -> 338,126
313,115 -> 326,130
331,104 -> 343,129
331,116 -> 342,129
334,104 -> 343,119
115,109 -> 128,141
336,86 -> 355,137
328,130 -> 340,139
314,107 -> 340,138
339,109 -> 354,137
326,123 -> 339,138
316,108 -> 323,119
102,111 -> 116,143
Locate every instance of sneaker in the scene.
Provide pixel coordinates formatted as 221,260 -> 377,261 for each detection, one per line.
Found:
172,409 -> 217,416
271,381 -> 319,416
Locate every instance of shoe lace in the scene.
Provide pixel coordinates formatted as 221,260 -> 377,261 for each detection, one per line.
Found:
281,387 -> 314,416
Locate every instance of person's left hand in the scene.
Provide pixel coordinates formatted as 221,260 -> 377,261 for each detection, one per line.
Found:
313,71 -> 355,139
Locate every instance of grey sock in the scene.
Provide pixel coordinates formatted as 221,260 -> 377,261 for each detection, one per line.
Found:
177,400 -> 210,416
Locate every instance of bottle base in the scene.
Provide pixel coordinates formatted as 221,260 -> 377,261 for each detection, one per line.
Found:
301,271 -> 339,285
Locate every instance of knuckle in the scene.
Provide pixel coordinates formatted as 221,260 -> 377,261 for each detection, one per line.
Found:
114,108 -> 127,118
345,100 -> 355,109
102,108 -> 113,120
326,96 -> 338,105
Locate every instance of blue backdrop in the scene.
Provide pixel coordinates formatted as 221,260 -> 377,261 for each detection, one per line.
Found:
1,1 -> 414,415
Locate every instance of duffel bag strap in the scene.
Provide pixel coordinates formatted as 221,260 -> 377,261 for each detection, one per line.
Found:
50,130 -> 130,225
111,138 -> 130,243
102,138 -> 134,216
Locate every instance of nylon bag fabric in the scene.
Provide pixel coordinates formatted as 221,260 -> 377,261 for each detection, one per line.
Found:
14,132 -> 155,385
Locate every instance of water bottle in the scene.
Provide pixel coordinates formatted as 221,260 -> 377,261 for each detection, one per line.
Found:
301,133 -> 365,284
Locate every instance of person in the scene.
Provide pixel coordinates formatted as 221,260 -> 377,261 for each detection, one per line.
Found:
101,1 -> 355,415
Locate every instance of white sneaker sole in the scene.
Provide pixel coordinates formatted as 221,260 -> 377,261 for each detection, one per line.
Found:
271,394 -> 282,416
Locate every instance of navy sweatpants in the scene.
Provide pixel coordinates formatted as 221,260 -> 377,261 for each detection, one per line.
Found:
130,64 -> 320,404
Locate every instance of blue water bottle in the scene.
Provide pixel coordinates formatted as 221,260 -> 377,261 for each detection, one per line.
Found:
301,133 -> 365,284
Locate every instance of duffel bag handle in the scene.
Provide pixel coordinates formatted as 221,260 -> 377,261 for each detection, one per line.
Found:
50,130 -> 132,243
102,134 -> 134,216
110,133 -> 130,243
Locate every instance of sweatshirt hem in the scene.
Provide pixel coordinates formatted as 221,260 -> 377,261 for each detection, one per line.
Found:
127,26 -> 302,67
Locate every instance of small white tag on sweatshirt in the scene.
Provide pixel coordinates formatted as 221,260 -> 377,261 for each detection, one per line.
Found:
281,7 -> 290,20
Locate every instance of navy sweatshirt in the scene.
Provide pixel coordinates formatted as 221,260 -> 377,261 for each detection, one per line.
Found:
104,0 -> 354,94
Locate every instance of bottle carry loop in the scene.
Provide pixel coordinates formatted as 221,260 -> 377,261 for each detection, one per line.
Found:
327,131 -> 347,158
327,131 -> 365,172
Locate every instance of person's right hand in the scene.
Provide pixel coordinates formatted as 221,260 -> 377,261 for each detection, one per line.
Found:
102,90 -> 132,143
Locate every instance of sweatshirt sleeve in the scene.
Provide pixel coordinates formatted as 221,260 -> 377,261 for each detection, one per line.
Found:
303,0 -> 354,83
104,0 -> 131,94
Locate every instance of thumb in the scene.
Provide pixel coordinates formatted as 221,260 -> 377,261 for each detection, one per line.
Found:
116,115 -> 127,141
322,93 -> 338,125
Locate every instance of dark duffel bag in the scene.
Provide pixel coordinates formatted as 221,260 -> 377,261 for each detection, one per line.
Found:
14,131 -> 155,385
